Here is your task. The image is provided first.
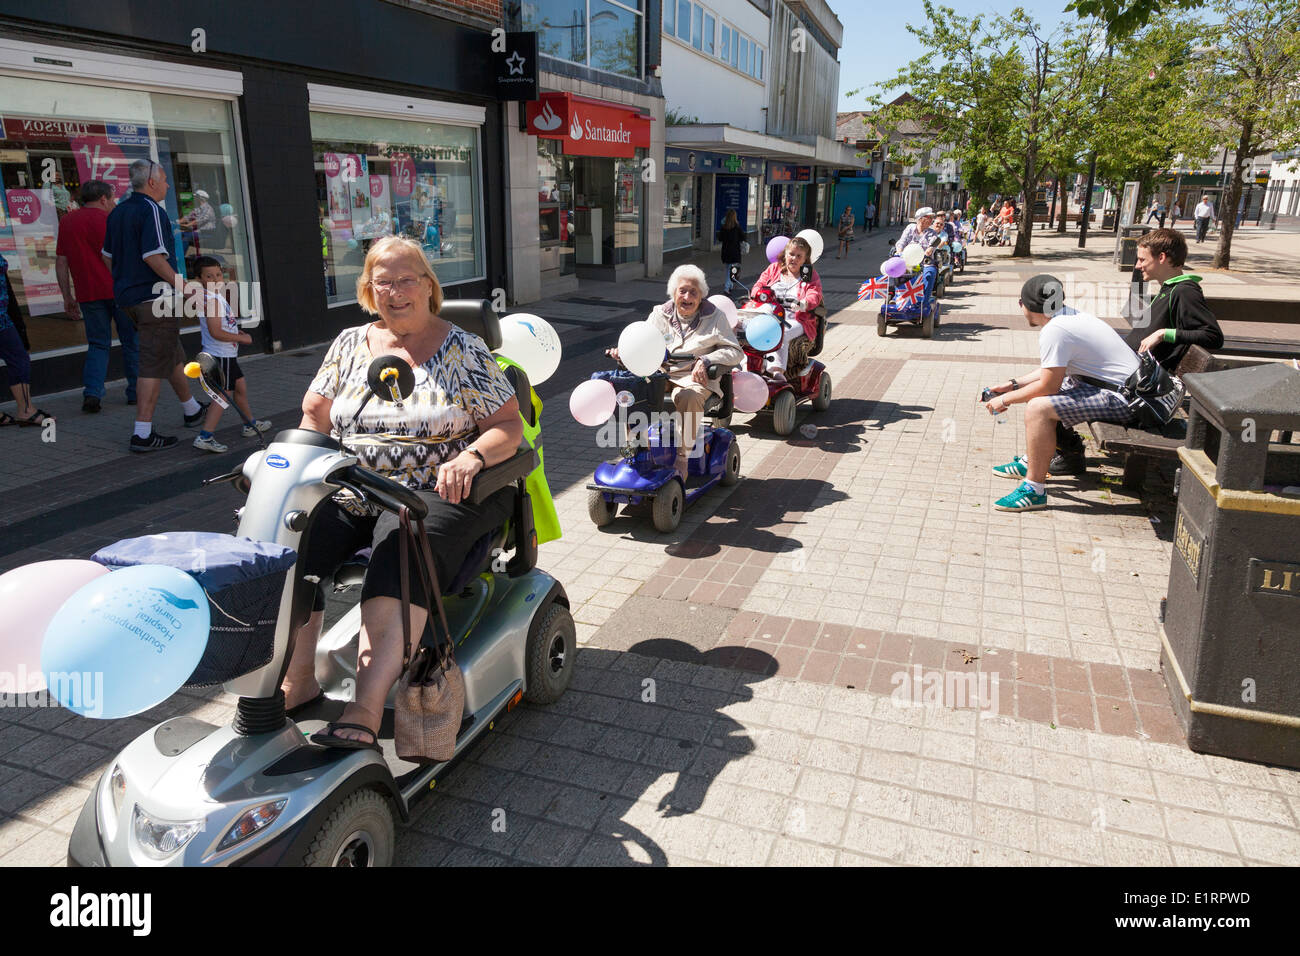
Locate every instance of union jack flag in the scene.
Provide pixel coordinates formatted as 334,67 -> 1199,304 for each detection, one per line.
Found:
857,275 -> 890,300
894,277 -> 925,309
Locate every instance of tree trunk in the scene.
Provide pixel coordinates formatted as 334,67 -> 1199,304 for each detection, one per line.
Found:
1048,177 -> 1058,231
1013,148 -> 1037,258
1057,177 -> 1069,233
1212,119 -> 1253,271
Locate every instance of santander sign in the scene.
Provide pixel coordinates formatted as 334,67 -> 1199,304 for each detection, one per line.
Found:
526,93 -> 649,158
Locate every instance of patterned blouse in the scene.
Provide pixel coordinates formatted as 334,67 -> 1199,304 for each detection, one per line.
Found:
308,323 -> 516,491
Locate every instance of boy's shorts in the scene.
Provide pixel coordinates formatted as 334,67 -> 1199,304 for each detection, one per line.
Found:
214,356 -> 244,385
1046,377 -> 1134,427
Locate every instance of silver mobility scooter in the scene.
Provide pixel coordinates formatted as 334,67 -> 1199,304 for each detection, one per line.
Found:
68,302 -> 575,867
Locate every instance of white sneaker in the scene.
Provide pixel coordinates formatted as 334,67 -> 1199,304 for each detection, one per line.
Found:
193,434 -> 228,453
242,419 -> 272,437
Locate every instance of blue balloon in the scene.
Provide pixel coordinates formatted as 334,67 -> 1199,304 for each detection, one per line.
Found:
746,313 -> 783,352
42,565 -> 210,719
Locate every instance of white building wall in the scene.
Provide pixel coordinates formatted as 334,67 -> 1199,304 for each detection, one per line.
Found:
658,0 -> 770,132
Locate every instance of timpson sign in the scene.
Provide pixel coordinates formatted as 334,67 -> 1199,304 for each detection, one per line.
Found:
525,92 -> 650,159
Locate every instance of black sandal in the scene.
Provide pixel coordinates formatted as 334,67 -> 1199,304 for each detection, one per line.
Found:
16,409 -> 54,427
0,412 -> 15,427
311,721 -> 380,752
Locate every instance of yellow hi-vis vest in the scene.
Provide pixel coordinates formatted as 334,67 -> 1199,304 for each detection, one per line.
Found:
495,355 -> 562,544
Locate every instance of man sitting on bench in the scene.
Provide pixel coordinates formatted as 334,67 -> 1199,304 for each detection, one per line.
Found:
984,274 -> 1139,512
1131,228 -> 1223,374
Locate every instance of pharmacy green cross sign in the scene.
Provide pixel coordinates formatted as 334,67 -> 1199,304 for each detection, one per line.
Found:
723,154 -> 744,173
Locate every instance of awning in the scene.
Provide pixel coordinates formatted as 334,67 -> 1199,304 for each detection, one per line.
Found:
665,124 -> 867,171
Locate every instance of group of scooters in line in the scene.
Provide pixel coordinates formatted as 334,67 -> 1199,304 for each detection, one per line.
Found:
581,232 -> 835,535
870,205 -> 976,339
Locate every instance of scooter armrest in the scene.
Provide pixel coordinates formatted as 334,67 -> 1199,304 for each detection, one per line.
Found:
468,445 -> 538,505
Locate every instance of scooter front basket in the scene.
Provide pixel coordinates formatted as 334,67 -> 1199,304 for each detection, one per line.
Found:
92,532 -> 297,687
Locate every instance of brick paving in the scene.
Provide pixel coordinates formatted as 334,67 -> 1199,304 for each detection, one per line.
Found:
1,226 -> 1298,866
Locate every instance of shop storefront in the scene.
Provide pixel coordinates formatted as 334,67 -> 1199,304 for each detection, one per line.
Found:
831,170 -> 876,226
526,92 -> 651,282
766,162 -> 811,236
662,148 -> 762,255
1,2 -> 503,395
0,47 -> 254,368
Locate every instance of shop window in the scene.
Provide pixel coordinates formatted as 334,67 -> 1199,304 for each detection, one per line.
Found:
703,14 -> 715,55
691,5 -> 703,50
664,172 -> 694,251
537,139 -> 575,277
0,75 -> 253,358
521,0 -> 644,79
663,0 -> 675,33
310,111 -> 483,307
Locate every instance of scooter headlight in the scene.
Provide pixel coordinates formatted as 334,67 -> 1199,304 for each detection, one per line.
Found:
217,799 -> 288,852
109,764 -> 127,817
131,805 -> 203,860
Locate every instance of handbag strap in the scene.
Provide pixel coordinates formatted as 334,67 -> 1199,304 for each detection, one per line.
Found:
398,505 -> 454,670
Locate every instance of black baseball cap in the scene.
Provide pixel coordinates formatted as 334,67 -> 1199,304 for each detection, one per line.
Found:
1020,274 -> 1065,316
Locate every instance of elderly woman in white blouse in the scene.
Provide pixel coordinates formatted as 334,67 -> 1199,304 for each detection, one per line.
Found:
608,264 -> 742,481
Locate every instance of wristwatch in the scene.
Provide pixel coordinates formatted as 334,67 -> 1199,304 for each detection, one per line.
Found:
1010,378 -> 1020,390
466,447 -> 486,467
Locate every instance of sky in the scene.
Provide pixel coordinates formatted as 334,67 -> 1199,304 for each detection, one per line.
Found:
835,0 -> 1089,112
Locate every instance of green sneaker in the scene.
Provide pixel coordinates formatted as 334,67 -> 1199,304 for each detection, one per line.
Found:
992,455 -> 1028,479
995,481 -> 1047,512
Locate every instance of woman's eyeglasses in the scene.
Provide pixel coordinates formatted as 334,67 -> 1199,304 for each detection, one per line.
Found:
370,276 -> 424,294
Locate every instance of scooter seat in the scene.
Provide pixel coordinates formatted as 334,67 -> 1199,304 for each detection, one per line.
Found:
331,527 -> 505,596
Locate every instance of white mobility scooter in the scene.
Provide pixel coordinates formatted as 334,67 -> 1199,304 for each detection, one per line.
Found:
68,301 -> 575,867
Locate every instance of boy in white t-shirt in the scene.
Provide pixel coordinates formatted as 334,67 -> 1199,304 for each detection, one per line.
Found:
191,256 -> 270,452
981,274 -> 1138,512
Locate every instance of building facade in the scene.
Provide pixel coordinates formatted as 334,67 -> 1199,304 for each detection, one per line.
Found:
505,0 -> 665,301
1,0 -> 508,395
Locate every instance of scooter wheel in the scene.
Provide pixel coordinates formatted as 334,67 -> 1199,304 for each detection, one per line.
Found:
652,479 -> 684,533
587,488 -> 617,527
877,313 -> 888,337
921,305 -> 935,339
720,441 -> 741,486
524,602 -> 577,704
302,788 -> 394,868
812,372 -> 832,412
771,389 -> 797,436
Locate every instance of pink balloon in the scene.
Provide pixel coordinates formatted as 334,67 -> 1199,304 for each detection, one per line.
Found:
570,378 -> 618,427
707,294 -> 740,330
0,559 -> 110,694
732,370 -> 770,413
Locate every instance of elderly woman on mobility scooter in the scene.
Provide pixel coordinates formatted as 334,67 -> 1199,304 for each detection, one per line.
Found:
607,264 -> 743,482
282,236 -> 524,749
749,236 -> 823,380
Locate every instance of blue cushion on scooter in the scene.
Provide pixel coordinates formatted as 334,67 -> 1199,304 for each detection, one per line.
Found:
92,532 -> 297,686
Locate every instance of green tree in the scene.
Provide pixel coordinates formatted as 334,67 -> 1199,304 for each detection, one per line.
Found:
1066,0 -> 1207,41
870,3 -> 1108,257
1195,0 -> 1300,268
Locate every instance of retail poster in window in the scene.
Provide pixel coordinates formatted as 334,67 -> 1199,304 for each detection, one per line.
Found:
7,188 -> 63,316
354,174 -> 393,240
390,153 -> 415,199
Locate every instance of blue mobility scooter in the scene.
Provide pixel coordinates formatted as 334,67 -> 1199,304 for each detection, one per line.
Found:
68,301 -> 576,867
877,263 -> 941,339
586,357 -> 740,533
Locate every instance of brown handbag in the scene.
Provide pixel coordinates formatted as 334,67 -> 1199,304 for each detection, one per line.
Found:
393,505 -> 465,764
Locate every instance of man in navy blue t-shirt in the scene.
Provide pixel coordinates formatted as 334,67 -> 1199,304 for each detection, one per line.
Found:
103,159 -> 205,452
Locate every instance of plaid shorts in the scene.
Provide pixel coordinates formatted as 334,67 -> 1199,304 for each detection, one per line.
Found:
1046,376 -> 1135,427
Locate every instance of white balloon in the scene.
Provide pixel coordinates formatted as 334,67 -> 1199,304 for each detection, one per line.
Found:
707,294 -> 739,329
498,313 -> 562,385
618,321 -> 667,377
901,243 -> 925,268
795,228 -> 824,263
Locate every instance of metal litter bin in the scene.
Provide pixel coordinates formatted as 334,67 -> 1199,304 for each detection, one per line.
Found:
1114,224 -> 1152,271
1162,362 -> 1300,767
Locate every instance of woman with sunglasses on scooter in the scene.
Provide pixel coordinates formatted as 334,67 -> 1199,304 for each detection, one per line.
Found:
283,236 -> 523,750
750,236 -> 823,381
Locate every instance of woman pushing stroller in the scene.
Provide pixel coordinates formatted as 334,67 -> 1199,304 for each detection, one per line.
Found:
748,236 -> 823,381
